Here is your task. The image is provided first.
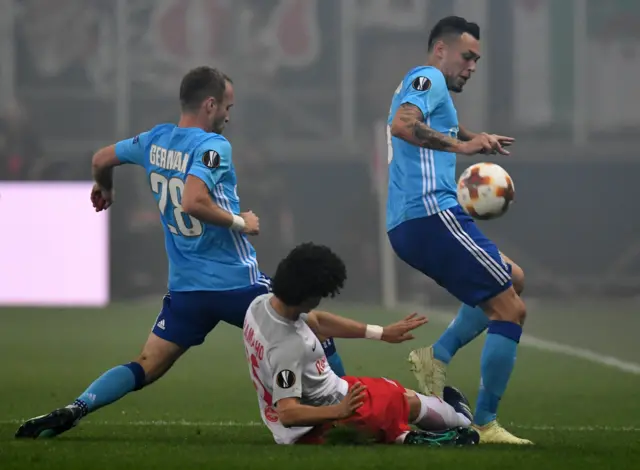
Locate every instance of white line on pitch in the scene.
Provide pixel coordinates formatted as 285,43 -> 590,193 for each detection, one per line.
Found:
421,308 -> 640,375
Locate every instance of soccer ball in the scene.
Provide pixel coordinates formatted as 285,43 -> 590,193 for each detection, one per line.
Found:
457,162 -> 515,220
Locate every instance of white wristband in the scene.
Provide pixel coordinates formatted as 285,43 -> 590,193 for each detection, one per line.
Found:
230,214 -> 246,231
365,324 -> 383,340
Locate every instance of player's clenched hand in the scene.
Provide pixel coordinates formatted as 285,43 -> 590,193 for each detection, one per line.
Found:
381,313 -> 428,343
90,184 -> 114,212
337,382 -> 367,419
240,211 -> 260,235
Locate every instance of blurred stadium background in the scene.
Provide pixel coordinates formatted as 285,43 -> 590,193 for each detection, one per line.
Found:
2,0 -> 640,306
0,1 -> 639,467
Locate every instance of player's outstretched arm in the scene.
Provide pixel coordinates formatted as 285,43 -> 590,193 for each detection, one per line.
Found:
391,105 -> 510,156
182,175 -> 259,234
276,384 -> 366,428
306,311 -> 427,344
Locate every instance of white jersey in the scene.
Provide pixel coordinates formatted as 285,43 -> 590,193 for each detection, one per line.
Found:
243,294 -> 349,444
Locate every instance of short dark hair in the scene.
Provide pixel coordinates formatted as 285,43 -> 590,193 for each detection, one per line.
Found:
427,16 -> 480,51
271,243 -> 347,306
179,66 -> 232,112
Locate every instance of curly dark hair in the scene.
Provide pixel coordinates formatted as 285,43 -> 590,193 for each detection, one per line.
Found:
271,243 -> 347,306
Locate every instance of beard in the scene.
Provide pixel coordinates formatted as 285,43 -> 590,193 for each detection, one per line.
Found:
446,74 -> 468,93
212,120 -> 226,134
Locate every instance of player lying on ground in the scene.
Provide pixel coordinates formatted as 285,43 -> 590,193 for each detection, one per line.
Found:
244,242 -> 479,446
386,16 -> 530,444
15,67 -> 345,439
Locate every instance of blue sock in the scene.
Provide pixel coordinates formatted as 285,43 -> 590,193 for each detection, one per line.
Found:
74,362 -> 146,416
432,304 -> 489,364
474,321 -> 522,426
322,337 -> 346,377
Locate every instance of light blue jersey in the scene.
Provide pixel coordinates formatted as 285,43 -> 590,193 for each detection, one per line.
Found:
115,124 -> 259,292
386,66 -> 460,231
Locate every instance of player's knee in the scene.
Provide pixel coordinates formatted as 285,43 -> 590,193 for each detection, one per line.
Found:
502,295 -> 526,325
514,297 -> 527,324
484,289 -> 527,325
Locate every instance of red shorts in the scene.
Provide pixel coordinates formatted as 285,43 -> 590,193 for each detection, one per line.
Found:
297,376 -> 411,444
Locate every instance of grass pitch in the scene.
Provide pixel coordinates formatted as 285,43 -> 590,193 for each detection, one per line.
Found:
1,301 -> 638,469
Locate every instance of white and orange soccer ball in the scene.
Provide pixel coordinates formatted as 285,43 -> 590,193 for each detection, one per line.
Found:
457,163 -> 515,220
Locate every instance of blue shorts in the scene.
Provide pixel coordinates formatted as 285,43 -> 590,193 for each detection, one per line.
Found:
152,275 -> 271,348
388,205 -> 512,306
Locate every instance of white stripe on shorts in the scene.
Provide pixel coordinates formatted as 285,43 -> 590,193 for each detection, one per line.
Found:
257,279 -> 271,291
438,209 -> 510,285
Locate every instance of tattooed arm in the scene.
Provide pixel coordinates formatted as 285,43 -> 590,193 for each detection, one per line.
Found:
390,103 -> 464,152
390,104 -> 501,155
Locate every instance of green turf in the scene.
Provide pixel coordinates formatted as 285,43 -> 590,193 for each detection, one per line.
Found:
1,302 -> 639,469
